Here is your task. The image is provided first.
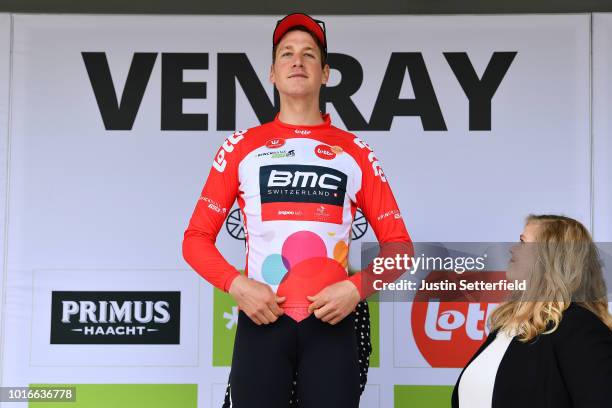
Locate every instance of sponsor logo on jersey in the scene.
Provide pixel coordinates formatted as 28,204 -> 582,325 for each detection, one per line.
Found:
377,209 -> 401,221
212,130 -> 247,173
314,205 -> 331,221
315,144 -> 337,160
294,129 -> 311,135
256,149 -> 295,159
277,209 -> 303,216
331,145 -> 344,154
199,196 -> 227,214
259,164 -> 347,224
265,167 -> 343,193
50,291 -> 180,344
411,271 -> 503,367
266,138 -> 285,149
353,137 -> 387,182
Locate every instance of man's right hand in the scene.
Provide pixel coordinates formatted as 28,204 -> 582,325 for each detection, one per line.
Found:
228,275 -> 285,325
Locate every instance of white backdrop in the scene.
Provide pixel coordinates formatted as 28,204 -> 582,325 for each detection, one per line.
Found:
593,13 -> 612,241
0,12 -> 11,388
0,13 -> 608,408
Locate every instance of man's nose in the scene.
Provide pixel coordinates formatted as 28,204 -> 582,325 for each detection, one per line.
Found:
292,54 -> 304,67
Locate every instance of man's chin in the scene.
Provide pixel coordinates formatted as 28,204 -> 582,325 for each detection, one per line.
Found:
278,87 -> 317,97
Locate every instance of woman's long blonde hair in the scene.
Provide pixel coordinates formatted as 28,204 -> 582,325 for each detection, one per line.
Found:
489,214 -> 612,341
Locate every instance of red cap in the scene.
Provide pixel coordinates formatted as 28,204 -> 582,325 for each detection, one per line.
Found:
273,13 -> 327,52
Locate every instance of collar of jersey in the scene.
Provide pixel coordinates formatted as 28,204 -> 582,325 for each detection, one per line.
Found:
273,112 -> 332,130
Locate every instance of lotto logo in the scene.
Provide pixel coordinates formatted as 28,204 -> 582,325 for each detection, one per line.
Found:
352,137 -> 386,182
424,301 -> 496,341
212,130 -> 247,172
410,271 -> 504,367
412,301 -> 497,367
314,144 -> 336,160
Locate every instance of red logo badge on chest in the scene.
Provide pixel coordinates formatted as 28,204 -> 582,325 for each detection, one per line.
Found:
266,138 -> 285,149
315,144 -> 336,160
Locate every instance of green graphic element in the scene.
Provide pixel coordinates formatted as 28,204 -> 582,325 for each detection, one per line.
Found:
29,384 -> 196,408
368,295 -> 380,367
394,385 -> 453,407
213,287 -> 239,366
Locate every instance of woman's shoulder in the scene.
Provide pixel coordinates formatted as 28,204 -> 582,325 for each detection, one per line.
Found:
553,303 -> 612,340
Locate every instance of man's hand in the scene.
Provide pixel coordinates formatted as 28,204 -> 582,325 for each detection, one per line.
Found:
228,275 -> 285,325
307,280 -> 361,325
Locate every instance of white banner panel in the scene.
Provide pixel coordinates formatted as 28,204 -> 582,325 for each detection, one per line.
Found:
593,13 -> 612,241
328,14 -> 591,242
29,269 -> 199,367
0,12 -> 10,386
3,13 -> 592,408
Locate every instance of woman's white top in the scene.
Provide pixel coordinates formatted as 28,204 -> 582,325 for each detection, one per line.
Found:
458,330 -> 514,408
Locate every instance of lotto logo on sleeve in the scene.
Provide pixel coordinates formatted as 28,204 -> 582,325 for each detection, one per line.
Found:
353,136 -> 386,182
259,164 -> 347,224
212,130 -> 247,172
410,271 -> 503,367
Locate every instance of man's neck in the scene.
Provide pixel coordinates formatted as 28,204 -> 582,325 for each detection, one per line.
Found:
277,94 -> 324,126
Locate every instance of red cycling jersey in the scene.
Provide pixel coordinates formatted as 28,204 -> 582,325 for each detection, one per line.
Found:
183,113 -> 411,321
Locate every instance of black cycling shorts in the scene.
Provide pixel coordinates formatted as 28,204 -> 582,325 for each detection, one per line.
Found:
227,309 -> 362,408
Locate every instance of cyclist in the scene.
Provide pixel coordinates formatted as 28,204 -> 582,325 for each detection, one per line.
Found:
183,13 -> 411,407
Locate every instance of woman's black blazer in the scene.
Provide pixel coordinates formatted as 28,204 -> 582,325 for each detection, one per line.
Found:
451,303 -> 612,408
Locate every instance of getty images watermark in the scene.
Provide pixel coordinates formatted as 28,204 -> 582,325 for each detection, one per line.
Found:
371,251 -> 525,291
358,242 -> 612,302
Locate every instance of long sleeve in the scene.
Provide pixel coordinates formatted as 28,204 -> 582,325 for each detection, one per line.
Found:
182,131 -> 246,292
347,137 -> 413,299
553,305 -> 612,407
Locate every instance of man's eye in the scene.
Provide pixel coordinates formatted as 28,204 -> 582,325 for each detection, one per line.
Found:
305,53 -> 314,58
282,52 -> 292,57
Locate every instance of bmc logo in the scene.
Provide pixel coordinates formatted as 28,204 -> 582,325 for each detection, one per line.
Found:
212,130 -> 247,172
314,144 -> 336,160
266,138 -> 285,149
353,137 -> 386,182
259,164 -> 347,208
268,169 -> 342,190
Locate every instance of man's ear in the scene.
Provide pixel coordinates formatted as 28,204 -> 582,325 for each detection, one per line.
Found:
321,64 -> 330,85
269,64 -> 275,84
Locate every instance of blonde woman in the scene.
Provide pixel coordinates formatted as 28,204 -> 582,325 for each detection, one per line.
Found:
452,215 -> 612,408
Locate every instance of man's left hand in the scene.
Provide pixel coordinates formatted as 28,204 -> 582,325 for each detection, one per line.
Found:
307,280 -> 361,325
